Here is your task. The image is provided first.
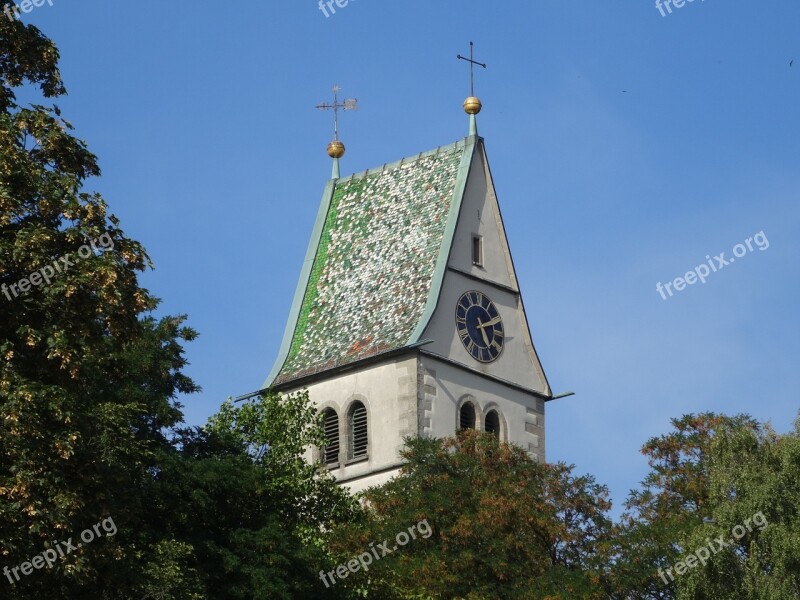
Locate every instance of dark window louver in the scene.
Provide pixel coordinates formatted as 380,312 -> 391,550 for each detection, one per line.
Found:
460,403 -> 476,430
350,403 -> 368,459
485,410 -> 500,439
322,409 -> 339,465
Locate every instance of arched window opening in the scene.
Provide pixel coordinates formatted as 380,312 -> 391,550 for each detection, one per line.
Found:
460,402 -> 476,430
321,409 -> 339,465
485,410 -> 500,439
349,402 -> 368,459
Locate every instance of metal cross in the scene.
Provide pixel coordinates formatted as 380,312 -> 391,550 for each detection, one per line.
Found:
316,84 -> 358,141
457,42 -> 487,97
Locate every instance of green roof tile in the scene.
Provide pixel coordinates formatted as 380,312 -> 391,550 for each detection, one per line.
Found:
270,138 -> 472,385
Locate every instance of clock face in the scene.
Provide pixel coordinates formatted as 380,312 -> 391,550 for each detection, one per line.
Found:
455,290 -> 504,363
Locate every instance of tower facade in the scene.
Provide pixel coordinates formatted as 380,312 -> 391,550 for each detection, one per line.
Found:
265,129 -> 552,493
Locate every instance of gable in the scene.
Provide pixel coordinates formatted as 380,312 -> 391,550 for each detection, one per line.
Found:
418,140 -> 552,396
447,143 -> 518,290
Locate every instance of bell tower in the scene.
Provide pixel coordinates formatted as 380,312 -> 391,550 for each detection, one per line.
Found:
260,61 -> 555,492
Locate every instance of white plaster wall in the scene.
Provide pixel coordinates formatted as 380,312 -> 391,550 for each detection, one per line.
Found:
421,355 -> 546,462
341,467 -> 402,495
285,355 -> 419,490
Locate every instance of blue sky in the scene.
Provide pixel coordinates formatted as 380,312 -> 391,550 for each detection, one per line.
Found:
22,1 -> 800,515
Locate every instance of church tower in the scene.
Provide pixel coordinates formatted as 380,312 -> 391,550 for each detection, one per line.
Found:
264,72 -> 553,493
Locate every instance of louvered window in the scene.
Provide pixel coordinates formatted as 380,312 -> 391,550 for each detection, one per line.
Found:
349,402 -> 368,459
460,403 -> 476,430
321,409 -> 339,465
485,410 -> 500,439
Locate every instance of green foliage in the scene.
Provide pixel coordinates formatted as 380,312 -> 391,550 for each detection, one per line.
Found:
0,6 -> 64,112
137,421 -> 338,600
609,413 -> 756,599
140,540 -> 205,600
673,418 -> 800,599
176,391 -> 360,599
206,391 -> 359,529
611,413 -> 800,600
0,15 -> 356,598
329,430 -> 612,600
0,11 -> 198,598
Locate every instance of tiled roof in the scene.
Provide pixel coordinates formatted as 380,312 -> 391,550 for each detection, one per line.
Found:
270,138 -> 472,386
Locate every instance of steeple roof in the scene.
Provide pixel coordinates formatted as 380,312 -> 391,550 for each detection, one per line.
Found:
266,136 -> 477,387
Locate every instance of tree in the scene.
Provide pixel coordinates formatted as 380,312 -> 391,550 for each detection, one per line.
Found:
1,15 -> 357,599
329,430 -> 613,600
673,417 -> 800,599
134,424 -> 320,600
193,391 -> 360,599
610,412 -> 800,600
0,10 -> 198,598
610,413 -> 757,599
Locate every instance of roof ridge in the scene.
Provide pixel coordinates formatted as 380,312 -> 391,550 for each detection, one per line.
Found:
336,136 -> 472,184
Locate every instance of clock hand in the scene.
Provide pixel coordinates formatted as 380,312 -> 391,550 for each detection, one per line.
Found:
477,315 -> 501,329
477,317 -> 490,347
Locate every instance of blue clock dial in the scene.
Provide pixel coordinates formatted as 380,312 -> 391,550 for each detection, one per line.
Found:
455,290 -> 504,363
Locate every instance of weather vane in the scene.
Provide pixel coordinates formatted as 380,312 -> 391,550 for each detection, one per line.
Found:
316,85 -> 358,179
316,85 -> 358,144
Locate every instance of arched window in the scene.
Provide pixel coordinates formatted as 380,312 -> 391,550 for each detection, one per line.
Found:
459,402 -> 476,430
321,408 -> 339,465
485,410 -> 500,439
348,402 -> 368,459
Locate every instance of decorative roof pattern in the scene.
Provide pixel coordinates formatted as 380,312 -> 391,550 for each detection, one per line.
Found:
273,141 -> 468,385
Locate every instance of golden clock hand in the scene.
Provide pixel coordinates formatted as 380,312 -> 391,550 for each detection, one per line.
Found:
477,315 -> 501,329
477,317 -> 490,347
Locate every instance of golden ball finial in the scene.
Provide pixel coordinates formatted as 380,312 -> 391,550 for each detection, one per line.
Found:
327,140 -> 345,159
463,96 -> 482,115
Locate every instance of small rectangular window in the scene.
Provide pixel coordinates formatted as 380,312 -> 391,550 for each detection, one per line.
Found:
472,235 -> 483,267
